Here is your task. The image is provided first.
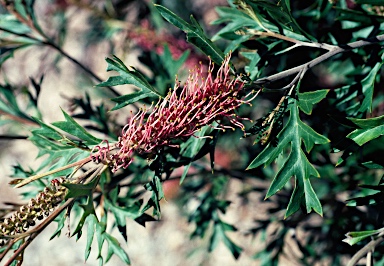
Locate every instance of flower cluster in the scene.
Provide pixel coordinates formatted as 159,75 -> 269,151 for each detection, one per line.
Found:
127,19 -> 205,68
0,179 -> 66,247
92,55 -> 259,172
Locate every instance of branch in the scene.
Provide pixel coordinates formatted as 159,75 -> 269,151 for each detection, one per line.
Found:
41,40 -> 120,97
254,34 -> 384,87
3,198 -> 75,266
246,29 -> 335,50
0,26 -> 120,97
347,232 -> 384,266
14,157 -> 93,188
0,110 -> 38,127
2,164 -> 107,265
0,135 -> 28,140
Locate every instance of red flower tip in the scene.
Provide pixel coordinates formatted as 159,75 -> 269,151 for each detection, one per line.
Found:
91,55 -> 260,172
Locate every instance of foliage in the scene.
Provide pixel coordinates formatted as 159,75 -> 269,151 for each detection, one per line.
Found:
0,0 -> 384,265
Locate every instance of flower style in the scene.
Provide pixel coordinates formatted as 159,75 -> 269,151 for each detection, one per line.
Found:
92,55 -> 259,172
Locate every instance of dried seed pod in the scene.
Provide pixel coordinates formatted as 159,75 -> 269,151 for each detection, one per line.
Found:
0,179 -> 67,237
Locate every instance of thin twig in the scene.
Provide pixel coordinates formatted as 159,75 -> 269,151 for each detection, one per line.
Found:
246,29 -> 335,50
0,135 -> 28,140
0,110 -> 38,127
41,40 -> 120,97
347,232 -> 384,266
14,157 -> 93,188
0,25 -> 119,97
3,198 -> 75,266
2,165 -> 107,265
254,34 -> 384,87
263,68 -> 303,92
0,238 -> 16,262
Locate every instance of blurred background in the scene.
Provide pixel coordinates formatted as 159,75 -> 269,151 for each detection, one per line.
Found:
2,0 -> 383,265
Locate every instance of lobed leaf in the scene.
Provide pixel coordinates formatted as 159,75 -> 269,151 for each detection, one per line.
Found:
209,220 -> 242,259
104,234 -> 130,264
248,102 -> 329,217
160,44 -> 190,79
104,199 -> 141,227
49,212 -> 66,240
63,180 -> 98,199
347,114 -> 384,145
98,55 -> 161,110
29,119 -> 91,174
52,109 -> 102,145
298,90 -> 329,115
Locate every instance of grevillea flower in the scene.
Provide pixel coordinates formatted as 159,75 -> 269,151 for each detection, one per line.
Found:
92,55 -> 259,172
127,19 -> 205,68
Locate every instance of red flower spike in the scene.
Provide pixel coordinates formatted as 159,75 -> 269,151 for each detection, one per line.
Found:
92,55 -> 260,172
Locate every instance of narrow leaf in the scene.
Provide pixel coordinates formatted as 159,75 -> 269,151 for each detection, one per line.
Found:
98,56 -> 161,110
343,229 -> 384,246
104,234 -> 130,264
52,110 -> 102,145
155,4 -> 227,66
248,102 -> 327,217
358,54 -> 384,113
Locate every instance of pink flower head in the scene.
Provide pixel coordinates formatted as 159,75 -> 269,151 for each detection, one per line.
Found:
127,19 -> 205,68
92,55 -> 259,172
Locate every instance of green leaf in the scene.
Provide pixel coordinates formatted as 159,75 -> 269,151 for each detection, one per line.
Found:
0,14 -> 31,35
49,211 -> 66,240
0,84 -> 36,123
29,119 -> 91,174
79,213 -> 130,264
298,89 -> 329,115
155,4 -> 226,67
355,0 -> 384,4
160,44 -> 190,79
104,199 -> 141,226
247,101 -> 329,217
143,175 -> 165,217
52,110 -> 102,145
362,161 -> 384,169
240,51 -> 261,80
98,55 -> 161,110
279,0 -> 315,40
110,91 -> 154,111
104,234 -> 130,264
348,114 -> 384,129
179,125 -> 212,184
212,6 -> 260,42
85,214 -> 97,261
358,54 -> 384,113
72,197 -> 97,239
347,114 -> 384,145
215,1 -> 310,42
31,118 -> 62,140
209,220 -> 242,259
346,190 -> 384,206
343,228 -> 384,246
63,181 -> 98,199
335,7 -> 384,24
